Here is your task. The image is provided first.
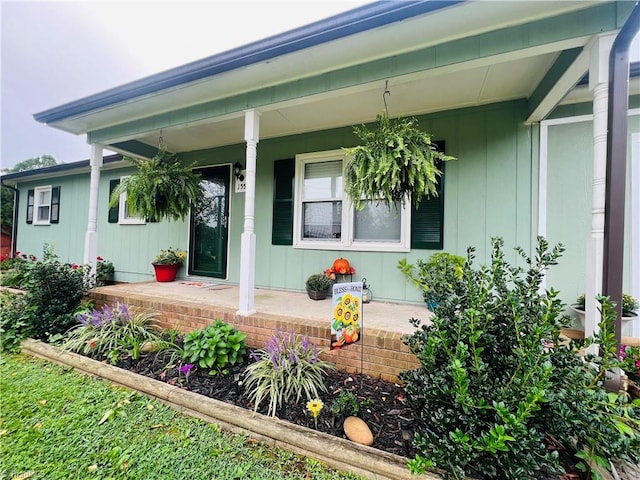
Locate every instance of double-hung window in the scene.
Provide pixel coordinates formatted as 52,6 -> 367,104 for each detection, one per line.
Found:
293,150 -> 411,252
27,186 -> 60,225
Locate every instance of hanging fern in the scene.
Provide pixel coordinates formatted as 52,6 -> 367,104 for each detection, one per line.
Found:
109,148 -> 204,222
343,112 -> 454,210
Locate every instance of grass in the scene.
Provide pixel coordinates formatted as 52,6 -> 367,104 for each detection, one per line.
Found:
0,353 -> 362,480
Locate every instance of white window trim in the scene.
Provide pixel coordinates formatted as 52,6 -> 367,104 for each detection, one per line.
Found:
118,176 -> 146,225
33,185 -> 52,226
293,150 -> 411,252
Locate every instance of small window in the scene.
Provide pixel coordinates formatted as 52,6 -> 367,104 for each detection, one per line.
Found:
27,186 -> 60,225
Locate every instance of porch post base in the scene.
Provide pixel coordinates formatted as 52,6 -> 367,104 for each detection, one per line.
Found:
237,231 -> 256,317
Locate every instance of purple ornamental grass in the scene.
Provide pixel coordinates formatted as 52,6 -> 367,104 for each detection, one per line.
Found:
262,329 -> 319,370
75,302 -> 133,327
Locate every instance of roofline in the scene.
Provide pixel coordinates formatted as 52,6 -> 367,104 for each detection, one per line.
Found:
33,0 -> 463,125
0,154 -> 124,182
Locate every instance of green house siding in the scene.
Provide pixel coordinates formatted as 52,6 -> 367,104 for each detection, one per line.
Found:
178,100 -> 534,303
14,100 -> 537,302
97,168 -> 189,283
16,174 -> 89,263
544,113 -> 639,319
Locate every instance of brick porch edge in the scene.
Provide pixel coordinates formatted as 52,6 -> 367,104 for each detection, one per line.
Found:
91,290 -> 421,383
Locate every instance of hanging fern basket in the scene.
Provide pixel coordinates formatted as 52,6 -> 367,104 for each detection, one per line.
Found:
343,111 -> 454,210
109,147 -> 204,222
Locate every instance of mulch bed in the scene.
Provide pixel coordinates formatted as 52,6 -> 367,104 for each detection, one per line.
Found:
114,353 -> 586,479
116,353 -> 418,458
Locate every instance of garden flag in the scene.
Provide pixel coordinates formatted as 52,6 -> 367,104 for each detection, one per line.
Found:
330,281 -> 363,349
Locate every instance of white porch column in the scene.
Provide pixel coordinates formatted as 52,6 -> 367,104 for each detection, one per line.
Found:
237,109 -> 261,316
584,34 -> 615,343
83,143 -> 103,274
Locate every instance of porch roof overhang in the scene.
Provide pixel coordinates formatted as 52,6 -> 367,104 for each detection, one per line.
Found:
33,1 -> 638,159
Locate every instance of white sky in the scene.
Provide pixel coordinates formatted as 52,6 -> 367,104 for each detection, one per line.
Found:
0,0 -> 369,169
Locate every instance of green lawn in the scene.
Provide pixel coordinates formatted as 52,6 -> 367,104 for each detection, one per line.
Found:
0,353 -> 361,480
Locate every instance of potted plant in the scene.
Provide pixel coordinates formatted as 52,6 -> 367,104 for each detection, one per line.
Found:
343,111 -> 454,210
109,147 -> 204,222
398,252 -> 465,310
570,292 -> 639,326
96,256 -> 114,286
152,247 -> 186,282
305,273 -> 333,300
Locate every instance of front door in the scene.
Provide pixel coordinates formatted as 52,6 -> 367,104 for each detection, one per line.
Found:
189,165 -> 230,278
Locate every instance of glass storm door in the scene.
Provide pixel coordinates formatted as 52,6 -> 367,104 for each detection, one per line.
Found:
189,165 -> 230,278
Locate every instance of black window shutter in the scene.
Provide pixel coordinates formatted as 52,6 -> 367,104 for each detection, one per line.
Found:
50,186 -> 61,223
411,141 -> 446,250
108,179 -> 120,223
26,189 -> 34,224
272,158 -> 294,245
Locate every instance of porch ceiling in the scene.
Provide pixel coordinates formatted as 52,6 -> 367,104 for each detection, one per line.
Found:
130,53 -> 559,154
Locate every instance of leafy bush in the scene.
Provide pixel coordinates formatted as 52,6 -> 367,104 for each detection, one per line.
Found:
62,302 -> 162,363
183,319 -> 247,372
0,251 -> 38,287
2,246 -> 94,341
398,252 -> 465,308
244,329 -> 336,417
400,237 -> 640,479
0,291 -> 30,352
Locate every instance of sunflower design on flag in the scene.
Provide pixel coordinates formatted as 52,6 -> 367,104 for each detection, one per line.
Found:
330,282 -> 363,349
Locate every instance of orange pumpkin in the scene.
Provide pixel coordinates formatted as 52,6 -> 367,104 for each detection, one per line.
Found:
332,258 -> 351,274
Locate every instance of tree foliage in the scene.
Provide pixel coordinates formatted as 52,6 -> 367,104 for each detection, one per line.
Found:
3,154 -> 57,174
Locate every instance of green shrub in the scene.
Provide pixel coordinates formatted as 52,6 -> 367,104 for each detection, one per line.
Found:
244,329 -> 336,417
62,302 -> 162,363
400,237 -> 640,479
23,249 -> 93,340
0,251 -> 38,288
398,252 -> 465,308
183,319 -> 247,372
0,291 -> 30,352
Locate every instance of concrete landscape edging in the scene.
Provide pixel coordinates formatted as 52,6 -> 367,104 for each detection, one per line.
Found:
20,339 -> 442,480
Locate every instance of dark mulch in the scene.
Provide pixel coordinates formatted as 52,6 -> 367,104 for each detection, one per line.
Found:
114,353 -> 586,479
117,353 -> 418,458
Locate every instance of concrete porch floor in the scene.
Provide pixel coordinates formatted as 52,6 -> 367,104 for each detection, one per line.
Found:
94,280 -> 431,335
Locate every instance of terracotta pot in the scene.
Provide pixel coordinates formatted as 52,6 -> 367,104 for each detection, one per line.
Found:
153,263 -> 179,282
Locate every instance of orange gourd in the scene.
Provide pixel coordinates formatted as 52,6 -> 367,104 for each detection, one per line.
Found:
332,258 -> 351,274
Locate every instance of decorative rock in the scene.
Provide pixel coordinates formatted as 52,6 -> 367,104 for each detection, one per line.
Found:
140,341 -> 160,353
343,416 -> 374,446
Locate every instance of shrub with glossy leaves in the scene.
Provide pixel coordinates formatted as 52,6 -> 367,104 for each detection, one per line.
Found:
400,237 -> 640,480
8,245 -> 95,341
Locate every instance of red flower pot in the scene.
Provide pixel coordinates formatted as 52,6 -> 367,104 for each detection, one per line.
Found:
153,263 -> 179,282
